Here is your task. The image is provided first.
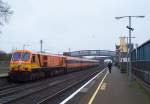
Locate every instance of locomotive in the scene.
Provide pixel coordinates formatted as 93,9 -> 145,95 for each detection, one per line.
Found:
9,50 -> 99,81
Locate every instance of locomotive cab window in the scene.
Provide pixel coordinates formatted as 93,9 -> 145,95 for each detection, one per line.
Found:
22,52 -> 30,61
12,52 -> 21,61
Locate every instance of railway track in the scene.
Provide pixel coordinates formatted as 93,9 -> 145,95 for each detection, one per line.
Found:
0,77 -> 20,91
13,66 -> 106,104
0,71 -> 85,103
0,65 -> 106,104
37,67 -> 107,104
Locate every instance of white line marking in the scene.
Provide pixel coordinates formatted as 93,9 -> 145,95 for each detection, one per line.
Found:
80,80 -> 95,93
60,68 -> 107,104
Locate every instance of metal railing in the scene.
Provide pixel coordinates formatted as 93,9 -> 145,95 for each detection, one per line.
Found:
132,67 -> 150,84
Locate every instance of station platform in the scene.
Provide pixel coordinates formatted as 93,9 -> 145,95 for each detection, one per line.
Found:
89,67 -> 150,104
66,66 -> 150,104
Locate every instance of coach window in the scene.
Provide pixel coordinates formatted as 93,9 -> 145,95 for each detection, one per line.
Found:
32,55 -> 36,63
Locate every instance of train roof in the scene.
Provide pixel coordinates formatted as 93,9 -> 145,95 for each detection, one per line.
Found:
13,50 -> 65,57
37,52 -> 65,57
65,56 -> 83,60
13,50 -> 37,54
13,50 -> 99,62
65,56 -> 98,62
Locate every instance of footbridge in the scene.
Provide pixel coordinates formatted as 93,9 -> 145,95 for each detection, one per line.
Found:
63,50 -> 116,57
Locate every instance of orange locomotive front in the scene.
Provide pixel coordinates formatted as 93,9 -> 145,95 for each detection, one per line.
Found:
9,50 -> 66,81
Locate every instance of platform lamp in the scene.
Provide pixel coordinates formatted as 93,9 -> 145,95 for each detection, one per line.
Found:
115,15 -> 145,86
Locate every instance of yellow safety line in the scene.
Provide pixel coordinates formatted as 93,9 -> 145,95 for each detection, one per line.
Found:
88,70 -> 109,104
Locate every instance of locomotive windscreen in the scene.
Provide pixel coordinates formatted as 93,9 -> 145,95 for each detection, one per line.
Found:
12,52 -> 30,61
12,52 -> 21,61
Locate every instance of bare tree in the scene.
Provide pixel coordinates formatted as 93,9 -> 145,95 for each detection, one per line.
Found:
0,0 -> 13,28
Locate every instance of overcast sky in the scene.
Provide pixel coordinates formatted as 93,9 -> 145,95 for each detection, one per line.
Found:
0,0 -> 149,53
